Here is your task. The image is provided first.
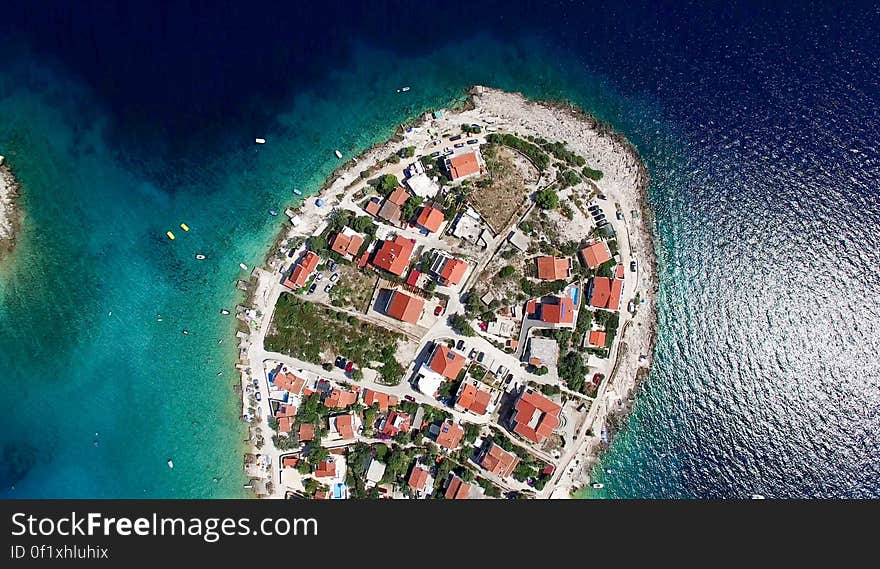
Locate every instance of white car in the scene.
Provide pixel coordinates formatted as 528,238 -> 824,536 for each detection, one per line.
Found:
330,273 -> 339,282
315,273 -> 324,281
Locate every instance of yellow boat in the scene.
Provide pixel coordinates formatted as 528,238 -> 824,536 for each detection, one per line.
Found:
180,223 -> 190,232
166,231 -> 175,240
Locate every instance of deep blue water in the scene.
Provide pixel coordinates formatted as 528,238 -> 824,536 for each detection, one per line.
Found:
1,1 -> 878,498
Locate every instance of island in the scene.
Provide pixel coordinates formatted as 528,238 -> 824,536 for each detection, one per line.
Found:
235,86 -> 657,499
0,155 -> 22,260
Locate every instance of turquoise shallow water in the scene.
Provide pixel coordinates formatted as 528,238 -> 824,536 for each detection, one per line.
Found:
2,3 -> 879,498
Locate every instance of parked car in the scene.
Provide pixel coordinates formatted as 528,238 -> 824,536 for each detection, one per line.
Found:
308,283 -> 317,294
454,142 -> 465,148
345,362 -> 354,373
592,373 -> 602,385
336,356 -> 348,369
505,373 -> 514,384
497,365 -> 508,378
330,273 -> 339,282
434,305 -> 443,316
616,210 -> 624,220
287,249 -> 296,258
430,151 -> 441,158
456,339 -> 465,350
324,284 -> 333,293
450,134 -> 462,141
469,348 -> 478,360
467,139 -> 479,145
327,260 -> 337,271
404,395 -> 416,402
255,391 -> 262,401
477,352 -> 485,363
630,260 -> 637,272
315,273 -> 324,281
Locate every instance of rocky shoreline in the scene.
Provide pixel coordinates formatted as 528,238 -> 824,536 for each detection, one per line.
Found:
237,86 -> 660,498
0,157 -> 22,259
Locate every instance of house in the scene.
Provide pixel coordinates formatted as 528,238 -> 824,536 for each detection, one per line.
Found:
281,456 -> 300,469
363,389 -> 398,412
536,256 -> 571,281
372,235 -> 415,276
366,459 -> 386,487
384,289 -> 425,324
380,410 -> 411,437
324,388 -> 358,409
588,277 -> 622,310
432,420 -> 464,450
416,205 -> 445,233
278,416 -> 294,434
580,241 -> 612,270
430,254 -> 468,287
283,251 -> 320,289
511,390 -> 561,444
615,264 -> 625,279
479,442 -> 521,478
329,414 -> 359,440
588,330 -> 607,348
455,381 -> 493,415
486,318 -> 516,337
406,172 -> 440,198
377,187 -> 411,225
408,465 -> 433,495
314,457 -> 338,478
445,475 -> 472,499
507,229 -> 530,252
299,423 -> 315,442
364,197 -> 382,217
273,372 -> 306,395
330,228 -> 365,258
444,151 -> 481,180
416,344 -> 467,398
527,336 -> 559,368
538,296 -> 575,325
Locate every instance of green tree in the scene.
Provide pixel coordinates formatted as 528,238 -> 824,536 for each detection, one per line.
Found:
535,188 -> 559,210
498,265 -> 516,279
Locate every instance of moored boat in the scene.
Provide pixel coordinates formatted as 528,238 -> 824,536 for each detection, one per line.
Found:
195,254 -> 206,260
167,459 -> 174,469
255,138 -> 266,144
239,262 -> 248,271
293,188 -> 302,196
180,223 -> 190,232
334,149 -> 342,158
166,231 -> 175,240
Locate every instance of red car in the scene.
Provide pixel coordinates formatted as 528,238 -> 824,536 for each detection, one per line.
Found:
592,373 -> 602,385
434,305 -> 443,316
345,362 -> 354,373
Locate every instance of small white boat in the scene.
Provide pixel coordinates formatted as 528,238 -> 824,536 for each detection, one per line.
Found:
182,330 -> 189,336
220,309 -> 230,315
334,149 -> 342,159
239,263 -> 248,271
751,494 -> 765,500
269,210 -> 278,216
255,138 -> 266,144
167,459 -> 174,469
397,86 -> 410,93
293,188 -> 302,196
195,254 -> 206,260
592,483 -> 604,489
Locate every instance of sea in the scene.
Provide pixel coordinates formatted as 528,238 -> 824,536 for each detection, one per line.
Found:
1,1 -> 878,498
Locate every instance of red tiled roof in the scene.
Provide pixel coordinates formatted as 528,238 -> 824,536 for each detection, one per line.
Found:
276,403 -> 297,418
324,388 -> 358,409
429,345 -> 467,380
456,383 -> 491,415
445,475 -> 471,499
330,232 -> 365,257
615,263 -> 625,279
378,200 -> 402,224
480,443 -> 520,478
435,420 -> 464,450
526,299 -> 538,317
408,466 -> 430,492
388,186 -> 410,206
283,251 -> 320,288
580,241 -> 612,269
281,456 -> 300,468
589,277 -> 622,310
439,257 -> 468,286
332,414 -> 355,439
365,198 -> 382,216
447,152 -> 480,180
536,256 -> 570,280
386,290 -> 424,324
278,416 -> 294,434
363,389 -> 398,412
372,236 -> 415,276
512,390 -> 561,444
299,423 -> 315,442
274,372 -> 305,395
314,458 -> 337,478
406,269 -> 421,287
588,330 -> 607,347
416,206 -> 445,232
381,410 -> 411,437
540,296 -> 575,324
